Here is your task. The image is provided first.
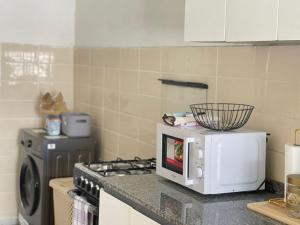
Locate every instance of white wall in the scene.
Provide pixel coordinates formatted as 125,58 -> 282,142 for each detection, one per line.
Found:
75,0 -> 186,47
0,0 -> 75,46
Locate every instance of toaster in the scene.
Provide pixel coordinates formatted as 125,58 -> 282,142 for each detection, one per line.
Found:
61,112 -> 91,137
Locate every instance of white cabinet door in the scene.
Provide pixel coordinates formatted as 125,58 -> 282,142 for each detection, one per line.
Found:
278,0 -> 300,40
226,0 -> 279,41
130,208 -> 160,225
99,189 -> 131,225
184,0 -> 226,41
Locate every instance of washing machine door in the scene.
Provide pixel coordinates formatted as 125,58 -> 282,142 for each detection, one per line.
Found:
20,155 -> 40,216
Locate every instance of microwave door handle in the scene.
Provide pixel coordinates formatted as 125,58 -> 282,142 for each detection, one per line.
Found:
184,138 -> 195,186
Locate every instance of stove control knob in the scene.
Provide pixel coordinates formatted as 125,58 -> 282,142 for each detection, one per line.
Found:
78,176 -> 84,186
196,167 -> 203,178
87,181 -> 94,192
81,178 -> 87,188
197,149 -> 204,159
75,177 -> 81,186
95,185 -> 100,198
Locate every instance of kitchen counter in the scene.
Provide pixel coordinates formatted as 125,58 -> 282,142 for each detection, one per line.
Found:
100,174 -> 284,225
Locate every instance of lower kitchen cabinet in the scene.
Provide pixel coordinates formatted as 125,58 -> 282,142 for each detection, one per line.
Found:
99,189 -> 160,225
99,189 -> 131,225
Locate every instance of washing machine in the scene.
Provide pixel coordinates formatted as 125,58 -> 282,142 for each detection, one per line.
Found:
18,129 -> 96,225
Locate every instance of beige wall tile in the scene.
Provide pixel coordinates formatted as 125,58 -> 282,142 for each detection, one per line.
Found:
138,96 -> 161,122
90,67 -> 104,87
0,139 -> 18,157
74,85 -> 89,104
101,149 -> 117,161
161,47 -> 217,75
119,70 -> 139,93
218,46 -> 255,77
103,110 -> 119,132
52,83 -> 73,102
254,46 -> 269,77
39,46 -> 73,65
268,45 -> 300,82
0,174 -> 16,192
51,64 -> 73,83
38,63 -> 52,81
104,68 -> 120,90
0,81 -> 38,100
74,65 -> 90,85
266,150 -> 284,182
74,47 -> 91,66
101,130 -> 118,154
103,48 -> 121,68
2,61 -> 39,81
0,101 -> 38,118
0,118 -> 39,139
140,47 -> 161,72
139,71 -> 161,97
138,119 -> 156,146
91,48 -> 103,67
103,89 -> 119,111
2,44 -> 38,63
137,142 -> 156,158
119,93 -> 139,116
89,106 -> 103,128
252,79 -> 267,113
265,80 -> 297,117
0,193 -> 17,215
74,102 -> 90,113
89,87 -> 103,108
217,77 -> 255,104
118,136 -> 138,159
119,113 -> 139,139
120,48 -> 139,70
0,158 -> 18,174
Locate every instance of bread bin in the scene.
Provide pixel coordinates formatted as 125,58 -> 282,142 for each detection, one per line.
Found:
61,113 -> 91,137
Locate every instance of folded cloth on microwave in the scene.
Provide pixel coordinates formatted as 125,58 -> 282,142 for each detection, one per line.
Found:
72,195 -> 89,225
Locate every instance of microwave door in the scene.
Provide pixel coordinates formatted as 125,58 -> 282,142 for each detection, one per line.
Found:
161,134 -> 194,186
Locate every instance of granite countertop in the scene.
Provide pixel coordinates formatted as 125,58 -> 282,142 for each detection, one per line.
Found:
100,174 -> 284,225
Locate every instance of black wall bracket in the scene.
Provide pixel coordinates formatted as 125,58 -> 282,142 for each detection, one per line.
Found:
158,79 -> 208,89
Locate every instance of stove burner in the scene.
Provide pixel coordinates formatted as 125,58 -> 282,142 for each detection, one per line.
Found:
89,163 -> 113,171
87,157 -> 156,177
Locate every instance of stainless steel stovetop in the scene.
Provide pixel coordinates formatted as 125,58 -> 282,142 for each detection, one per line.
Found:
73,157 -> 156,200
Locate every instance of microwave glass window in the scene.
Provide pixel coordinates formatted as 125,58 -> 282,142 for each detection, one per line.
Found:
162,135 -> 184,175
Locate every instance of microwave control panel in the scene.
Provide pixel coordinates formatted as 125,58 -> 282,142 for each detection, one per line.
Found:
189,140 -> 205,182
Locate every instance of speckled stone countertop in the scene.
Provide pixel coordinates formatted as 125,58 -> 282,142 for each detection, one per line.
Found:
100,174 -> 284,225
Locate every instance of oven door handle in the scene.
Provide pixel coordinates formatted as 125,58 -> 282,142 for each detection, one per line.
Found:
184,137 -> 195,186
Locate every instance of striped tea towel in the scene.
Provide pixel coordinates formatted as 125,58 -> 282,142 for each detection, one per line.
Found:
72,195 -> 89,225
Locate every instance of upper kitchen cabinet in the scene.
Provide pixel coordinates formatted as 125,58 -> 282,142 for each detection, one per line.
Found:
277,0 -> 300,40
184,0 -> 226,41
225,0 -> 279,42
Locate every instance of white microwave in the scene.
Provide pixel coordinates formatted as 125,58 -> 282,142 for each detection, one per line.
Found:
156,123 -> 266,194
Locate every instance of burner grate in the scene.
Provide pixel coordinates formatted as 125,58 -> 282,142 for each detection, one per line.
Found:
86,157 -> 156,177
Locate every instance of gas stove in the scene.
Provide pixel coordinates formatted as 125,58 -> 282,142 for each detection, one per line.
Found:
73,157 -> 156,201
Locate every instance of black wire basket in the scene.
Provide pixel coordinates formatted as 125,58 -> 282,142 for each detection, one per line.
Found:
190,103 -> 255,131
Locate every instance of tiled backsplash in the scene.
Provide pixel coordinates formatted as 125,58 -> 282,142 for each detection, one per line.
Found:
0,43 -> 73,219
74,45 -> 300,184
1,43 -> 297,220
